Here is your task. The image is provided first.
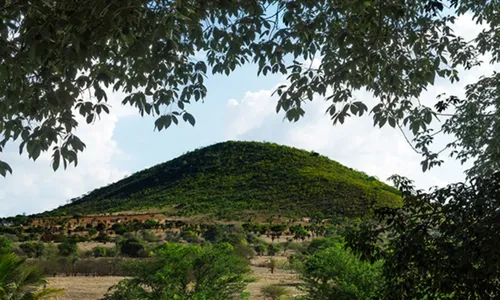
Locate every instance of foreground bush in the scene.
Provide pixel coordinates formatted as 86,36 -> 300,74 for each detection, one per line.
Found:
0,253 -> 63,299
0,236 -> 13,255
299,241 -> 383,300
104,242 -> 251,299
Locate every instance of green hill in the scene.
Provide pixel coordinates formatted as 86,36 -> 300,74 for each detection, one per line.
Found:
47,141 -> 401,219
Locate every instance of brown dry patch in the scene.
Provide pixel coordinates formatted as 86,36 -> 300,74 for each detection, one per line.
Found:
248,255 -> 304,299
77,242 -> 116,252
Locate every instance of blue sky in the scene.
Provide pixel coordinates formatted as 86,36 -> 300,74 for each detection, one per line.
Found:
0,14 -> 492,217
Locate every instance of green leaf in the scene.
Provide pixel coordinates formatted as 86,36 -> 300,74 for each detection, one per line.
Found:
388,117 -> 396,128
52,149 -> 60,171
183,112 -> 196,126
421,160 -> 428,172
0,160 -> 12,177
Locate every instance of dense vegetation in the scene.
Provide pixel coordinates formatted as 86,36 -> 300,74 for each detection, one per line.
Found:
47,141 -> 401,218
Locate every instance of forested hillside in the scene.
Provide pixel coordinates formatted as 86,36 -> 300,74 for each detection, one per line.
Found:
47,141 -> 401,218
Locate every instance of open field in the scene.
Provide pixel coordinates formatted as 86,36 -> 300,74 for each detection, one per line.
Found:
47,276 -> 124,300
46,256 -> 303,299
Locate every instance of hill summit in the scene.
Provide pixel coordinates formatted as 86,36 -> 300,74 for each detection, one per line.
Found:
49,141 -> 401,219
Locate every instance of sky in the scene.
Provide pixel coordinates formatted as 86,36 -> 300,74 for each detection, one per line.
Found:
0,13 -> 495,217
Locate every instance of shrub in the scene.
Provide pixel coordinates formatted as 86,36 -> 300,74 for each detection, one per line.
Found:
112,223 -> 127,235
92,246 -> 107,258
268,258 -> 278,274
58,239 -> 77,256
119,237 -> 145,257
19,242 -> 45,258
94,232 -> 111,243
255,244 -> 268,256
30,257 -> 133,276
96,222 -> 107,232
87,228 -> 98,236
104,243 -> 251,299
287,242 -> 307,254
261,285 -> 288,300
180,230 -> 200,244
106,247 -> 118,257
268,244 -> 281,256
141,230 -> 160,242
144,219 -> 159,229
164,231 -> 180,242
0,236 -> 14,254
299,242 -> 383,300
234,243 -> 256,260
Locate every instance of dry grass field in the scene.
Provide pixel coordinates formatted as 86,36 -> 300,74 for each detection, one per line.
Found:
47,276 -> 124,300
46,256 -> 303,299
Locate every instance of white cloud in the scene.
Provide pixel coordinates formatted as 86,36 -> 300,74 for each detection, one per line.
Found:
225,89 -> 278,139
0,92 -> 133,217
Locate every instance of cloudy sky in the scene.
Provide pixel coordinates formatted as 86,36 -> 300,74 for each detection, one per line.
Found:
0,13 -> 494,217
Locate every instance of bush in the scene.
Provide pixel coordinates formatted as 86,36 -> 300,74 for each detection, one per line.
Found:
92,246 -> 107,258
268,258 -> 278,274
19,242 -> 45,258
58,239 -> 77,256
141,230 -> 160,242
30,257 -> 133,276
164,231 -> 180,242
94,232 -> 111,243
234,243 -> 255,260
255,244 -> 268,256
119,237 -> 145,257
112,223 -> 127,235
268,244 -> 281,256
299,242 -> 383,300
287,242 -> 307,254
261,285 -> 288,300
106,247 -> 118,257
180,230 -> 200,244
0,236 -> 14,254
104,243 -> 251,299
87,228 -> 98,236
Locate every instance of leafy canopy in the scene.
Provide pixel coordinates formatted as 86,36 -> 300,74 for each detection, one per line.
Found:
378,173 -> 500,299
0,0 -> 498,178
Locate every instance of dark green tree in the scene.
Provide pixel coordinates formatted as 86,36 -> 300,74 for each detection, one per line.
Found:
119,237 -> 145,258
378,173 -> 500,299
